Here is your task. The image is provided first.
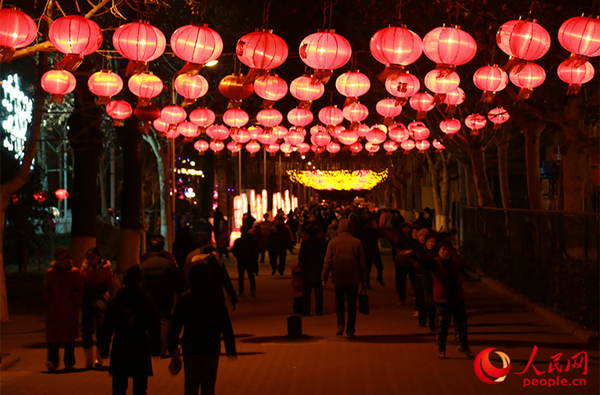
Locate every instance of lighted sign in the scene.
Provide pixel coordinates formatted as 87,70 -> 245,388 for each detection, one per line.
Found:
2,74 -> 33,160
176,168 -> 205,177
287,169 -> 389,191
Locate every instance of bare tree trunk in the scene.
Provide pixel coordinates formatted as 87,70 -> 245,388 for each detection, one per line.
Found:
438,152 -> 450,231
464,164 -> 478,207
425,151 -> 442,229
523,127 -> 542,210
216,153 -> 228,217
497,140 -> 512,209
469,145 -> 495,208
143,135 -> 171,249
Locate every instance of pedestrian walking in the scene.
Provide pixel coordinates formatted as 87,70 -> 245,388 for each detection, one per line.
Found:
393,222 -> 414,306
357,218 -> 385,289
173,226 -> 196,270
252,223 -> 267,269
322,219 -> 367,339
267,215 -> 293,275
43,248 -> 84,372
217,218 -> 230,259
298,228 -> 326,316
232,225 -> 258,296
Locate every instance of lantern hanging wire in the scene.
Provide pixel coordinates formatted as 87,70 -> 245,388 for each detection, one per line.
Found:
323,0 -> 337,30
262,0 -> 271,28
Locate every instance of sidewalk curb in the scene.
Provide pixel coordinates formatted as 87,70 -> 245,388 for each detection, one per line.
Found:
467,271 -> 599,345
1,354 -> 21,371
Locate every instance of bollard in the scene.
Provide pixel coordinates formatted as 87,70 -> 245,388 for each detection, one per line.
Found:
286,314 -> 303,337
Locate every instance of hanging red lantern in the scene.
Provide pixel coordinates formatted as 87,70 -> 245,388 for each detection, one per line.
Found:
210,140 -> 225,152
206,124 -> 230,140
134,104 -> 161,122
376,98 -> 402,120
558,16 -> 600,58
370,26 -> 423,68
343,102 -> 369,122
365,142 -> 380,155
487,108 -> 510,129
113,22 -> 166,75
338,130 -> 359,145
443,87 -> 465,114
41,70 -> 76,104
128,72 -> 163,105
509,62 -> 546,100
231,128 -> 252,144
88,71 -> 123,105
311,144 -> 324,154
439,118 -> 461,135
178,121 -> 200,138
190,107 -> 215,127
331,125 -> 345,138
415,140 -> 431,152
473,65 -> 508,101
385,72 -> 420,103
318,106 -> 344,126
0,8 -> 37,62
423,26 -> 477,67
245,141 -> 262,156
424,69 -> 460,95
237,29 -> 288,73
388,123 -> 409,142
33,191 -> 47,203
496,19 -> 550,61
171,24 -> 223,66
153,118 -> 169,133
383,140 -> 399,155
174,74 -> 209,103
194,140 -> 209,154
433,139 -> 446,151
280,142 -> 294,156
287,108 -> 314,127
227,141 -> 243,155
310,125 -> 326,135
266,143 -> 280,156
557,57 -> 595,94
409,92 -> 435,119
55,189 -> 69,200
254,74 -> 288,101
335,71 -> 371,99
366,127 -> 387,144
465,113 -> 487,135
326,141 -> 341,156
106,100 -> 132,126
257,108 -> 283,128
408,121 -> 430,140
161,105 -> 186,125
223,108 -> 249,128
297,143 -> 311,154
219,73 -> 254,102
257,130 -> 277,145
349,142 -> 363,155
311,132 -> 332,147
248,126 -> 263,140
285,129 -> 305,146
290,75 -> 325,102
299,30 -> 352,79
49,15 -> 102,70
272,125 -> 288,139
400,139 -> 415,154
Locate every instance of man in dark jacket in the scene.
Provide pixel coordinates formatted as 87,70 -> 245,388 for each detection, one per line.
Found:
322,219 -> 367,339
298,228 -> 327,315
267,215 -> 293,275
232,225 -> 259,296
357,218 -> 385,289
140,237 -> 182,358
169,263 -> 237,395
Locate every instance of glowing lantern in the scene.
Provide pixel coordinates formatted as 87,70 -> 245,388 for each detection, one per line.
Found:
401,139 -> 415,153
509,62 -> 546,100
55,189 -> 69,200
356,124 -> 370,137
128,72 -> 163,104
290,75 -> 325,102
285,129 -> 305,145
311,145 -> 325,154
280,142 -> 294,155
206,124 -> 230,140
370,26 -> 423,67
415,140 -> 431,152
465,113 -> 487,135
423,26 -> 477,67
349,142 -> 363,155
444,87 -> 465,113
210,140 -> 225,152
223,108 -> 249,128
388,123 -> 409,142
257,108 -> 283,128
365,142 -> 380,155
153,118 -> 169,132
385,72 -> 420,102
409,92 -> 435,119
245,141 -> 261,156
0,8 -> 37,62
194,140 -> 209,154
487,108 -> 510,129
318,106 -> 344,126
190,107 -> 215,127
335,71 -> 371,98
219,74 -> 254,101
106,100 -> 132,126
248,126 -> 263,140
88,71 -> 123,104
174,74 -> 209,101
331,125 -> 345,138
383,140 -> 399,154
272,125 -> 288,139
557,57 -> 595,94
299,30 -> 352,72
310,125 -> 326,135
165,129 -> 180,139
49,15 -> 102,61
297,143 -> 311,154
161,105 -> 186,125
473,65 -> 508,99
558,16 -> 600,58
408,121 -> 430,140
343,102 -> 368,122
439,118 -> 461,134
257,130 -> 277,145
326,141 -> 341,155
496,19 -> 550,61
287,108 -> 314,126
338,130 -> 359,145
254,75 -> 288,101
366,127 -> 387,144
237,29 -> 288,71
433,140 -> 445,151
171,24 -> 223,65
231,128 -> 252,144
266,143 -> 280,156
33,191 -> 47,203
227,141 -> 243,154
41,70 -> 76,104
311,132 -> 332,147
376,98 -> 402,119
178,121 -> 200,138
134,104 -> 160,122
113,22 -> 165,74
424,69 -> 460,95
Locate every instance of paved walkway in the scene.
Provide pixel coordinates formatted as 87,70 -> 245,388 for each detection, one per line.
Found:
1,251 -> 598,394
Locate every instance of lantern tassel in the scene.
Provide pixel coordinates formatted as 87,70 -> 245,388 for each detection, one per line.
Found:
113,119 -> 124,127
329,152 -> 336,158
394,97 -> 408,107
227,100 -> 243,109
55,54 -> 84,72
51,94 -> 65,104
433,93 -> 446,105
261,99 -> 276,109
470,129 -> 480,136
416,111 -> 427,120
445,104 -> 457,115
403,150 -> 410,155
298,100 -> 313,110
567,84 -> 582,96
377,65 -> 405,83
480,91 -> 496,103
349,122 -> 359,131
494,123 -> 502,130
0,47 -> 15,63
96,96 -> 111,106
501,57 -> 526,73
177,62 -> 203,76
383,117 -> 393,126
313,70 -> 333,85
516,88 -> 534,101
386,151 -> 393,156
126,61 -> 147,77
343,97 -> 358,107
245,68 -> 267,82
270,152 -> 276,157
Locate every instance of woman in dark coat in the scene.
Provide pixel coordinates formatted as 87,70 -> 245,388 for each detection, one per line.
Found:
99,266 -> 161,395
298,228 -> 327,315
43,247 -> 84,372
232,225 -> 259,296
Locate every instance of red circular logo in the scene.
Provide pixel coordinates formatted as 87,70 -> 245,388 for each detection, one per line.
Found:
474,348 -> 511,384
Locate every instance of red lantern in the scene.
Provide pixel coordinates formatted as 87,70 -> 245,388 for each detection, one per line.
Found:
257,130 -> 277,145
439,118 -> 461,135
385,72 -> 420,99
415,140 -> 431,152
153,118 -> 169,133
444,87 -> 465,114
409,92 -> 435,119
174,74 -> 209,101
223,108 -> 249,128
231,128 -> 252,144
318,106 -> 344,126
487,108 -> 510,129
400,139 -> 415,153
134,104 -> 161,122
424,69 -> 460,94
106,100 -> 132,126
248,126 -> 263,140
326,141 -> 341,155
408,121 -> 430,140
227,141 -> 243,154
170,24 -> 222,64
55,189 -> 69,200
273,125 -> 288,139
210,140 -> 225,152
376,98 -> 402,118
370,26 -> 423,67
299,30 -> 352,71
473,65 -> 508,99
190,107 -> 215,127
113,22 -> 166,62
290,75 -> 325,101
33,191 -> 47,203
266,143 -> 280,156
558,16 -> 600,58
423,26 -> 477,67
366,127 -> 387,144
383,140 -> 399,154
343,102 -> 369,122
280,142 -> 294,155
88,71 -> 123,104
331,125 -> 345,138
350,142 -> 363,155
338,130 -> 359,145
194,140 -> 209,153
433,139 -> 445,151
219,74 -> 253,101
388,123 -> 409,142
310,125 -> 326,135
285,129 -> 305,146
297,143 -> 310,154
509,62 -> 546,99
311,132 -> 332,147
206,125 -> 230,140
237,29 -> 288,71
365,142 -> 380,155
0,8 -> 37,62
128,72 -> 163,103
257,108 -> 283,128
496,19 -> 550,61
465,113 -> 487,135
49,15 -> 102,56
254,75 -> 288,101
178,121 -> 200,138
41,70 -> 76,104
245,141 -> 261,156
335,71 -> 371,98
557,57 -> 595,94
161,105 -> 186,125
287,108 -> 314,127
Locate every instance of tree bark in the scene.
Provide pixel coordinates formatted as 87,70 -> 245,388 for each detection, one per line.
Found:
439,152 -> 450,231
469,144 -> 496,208
523,127 -> 543,210
425,151 -> 442,229
497,140 -> 512,209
